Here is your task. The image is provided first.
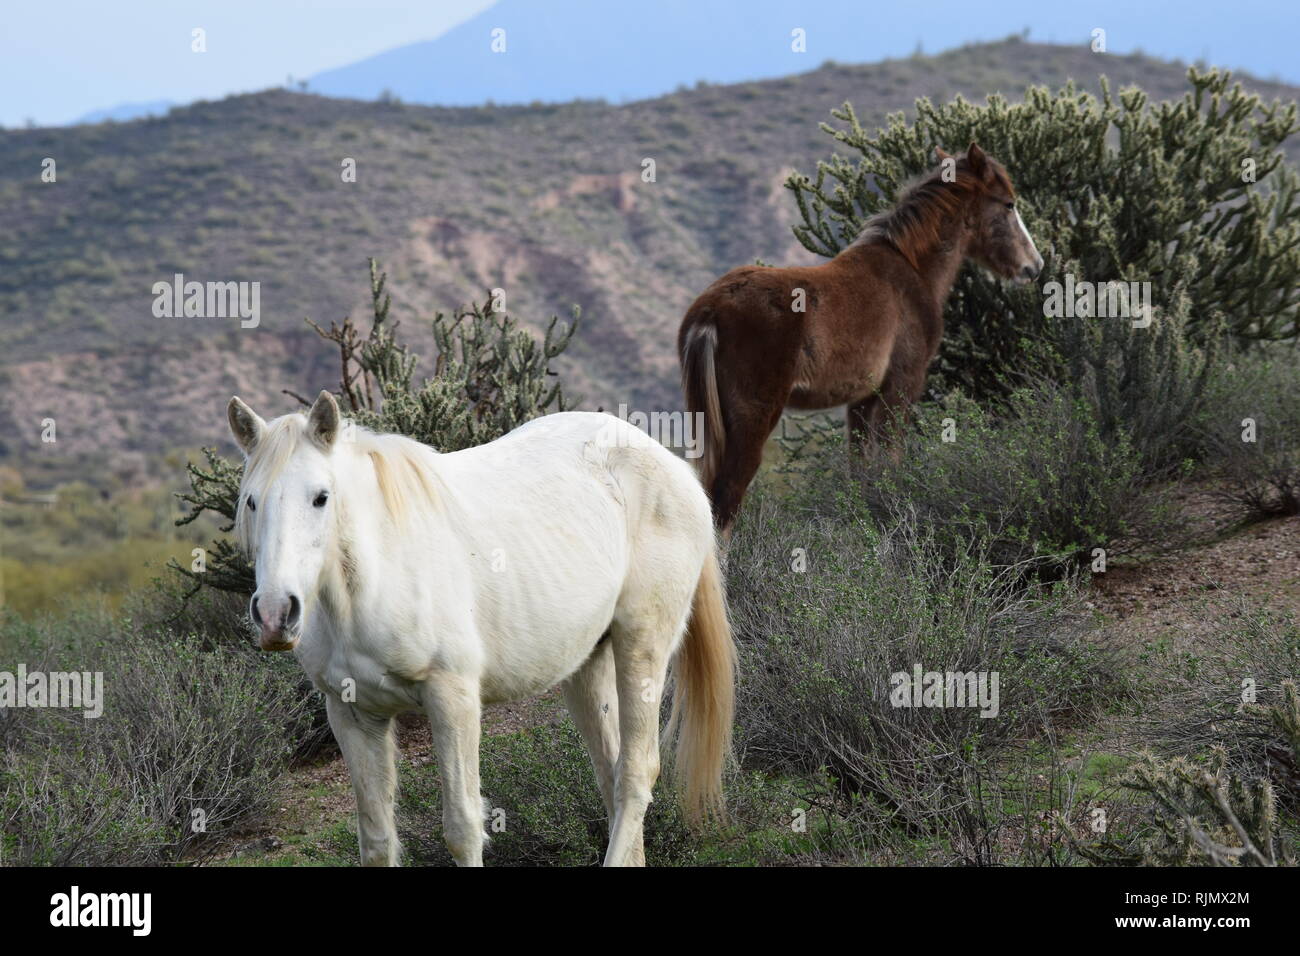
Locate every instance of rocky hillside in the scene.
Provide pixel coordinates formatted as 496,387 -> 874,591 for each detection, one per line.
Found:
2,39 -> 1297,488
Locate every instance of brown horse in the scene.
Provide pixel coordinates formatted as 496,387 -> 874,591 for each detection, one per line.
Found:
678,143 -> 1043,535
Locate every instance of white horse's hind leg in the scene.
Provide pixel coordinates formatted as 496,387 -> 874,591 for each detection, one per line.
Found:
422,672 -> 486,867
604,614 -> 683,868
561,637 -> 620,829
325,693 -> 400,867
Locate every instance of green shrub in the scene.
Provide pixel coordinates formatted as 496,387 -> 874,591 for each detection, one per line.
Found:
726,489 -> 1125,863
0,608 -> 313,865
0,745 -> 173,867
123,579 -> 335,760
781,380 -> 1172,572
1141,599 -> 1300,781
1200,354 -> 1300,519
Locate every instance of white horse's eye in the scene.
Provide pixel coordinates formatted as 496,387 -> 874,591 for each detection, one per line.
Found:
313,491 -> 329,508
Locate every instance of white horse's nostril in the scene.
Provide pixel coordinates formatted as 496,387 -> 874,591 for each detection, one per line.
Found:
252,593 -> 297,635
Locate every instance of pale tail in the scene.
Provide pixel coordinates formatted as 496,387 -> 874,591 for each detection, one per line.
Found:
668,544 -> 736,825
681,323 -> 724,494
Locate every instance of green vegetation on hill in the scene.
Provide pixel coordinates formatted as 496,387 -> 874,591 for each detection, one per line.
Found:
0,458 -> 221,615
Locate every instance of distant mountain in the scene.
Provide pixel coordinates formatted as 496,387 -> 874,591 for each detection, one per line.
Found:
2,40 -> 1297,488
76,101 -> 174,125
308,0 -> 883,105
307,0 -> 1300,107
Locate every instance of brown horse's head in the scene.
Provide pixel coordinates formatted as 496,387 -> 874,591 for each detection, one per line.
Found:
938,143 -> 1043,284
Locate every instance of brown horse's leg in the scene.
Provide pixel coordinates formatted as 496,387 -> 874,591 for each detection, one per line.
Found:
712,386 -> 794,537
868,373 -> 920,463
711,416 -> 770,537
846,395 -> 880,462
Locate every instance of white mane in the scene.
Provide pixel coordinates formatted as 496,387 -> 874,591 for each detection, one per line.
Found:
236,415 -> 441,550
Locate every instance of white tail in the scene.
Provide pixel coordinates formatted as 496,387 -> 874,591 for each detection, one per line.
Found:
668,544 -> 736,824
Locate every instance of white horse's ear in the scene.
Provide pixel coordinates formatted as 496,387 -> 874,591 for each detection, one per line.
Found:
228,396 -> 266,455
307,390 -> 341,449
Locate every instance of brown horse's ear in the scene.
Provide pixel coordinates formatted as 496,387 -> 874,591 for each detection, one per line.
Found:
966,142 -> 988,178
307,389 -> 341,450
228,396 -> 265,456
934,146 -> 951,163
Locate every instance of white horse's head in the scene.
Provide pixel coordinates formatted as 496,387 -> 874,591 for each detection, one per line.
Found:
227,390 -> 342,652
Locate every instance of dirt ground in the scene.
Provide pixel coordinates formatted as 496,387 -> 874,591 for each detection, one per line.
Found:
1090,487 -> 1300,652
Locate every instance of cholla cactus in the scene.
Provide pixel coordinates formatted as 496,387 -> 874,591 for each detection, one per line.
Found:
172,259 -> 580,598
314,258 -> 580,452
1099,683 -> 1300,866
1055,281 -> 1221,478
1123,747 -> 1281,866
787,68 -> 1300,402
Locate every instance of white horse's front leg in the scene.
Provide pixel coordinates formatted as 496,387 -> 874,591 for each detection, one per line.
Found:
422,672 -> 485,867
325,693 -> 400,866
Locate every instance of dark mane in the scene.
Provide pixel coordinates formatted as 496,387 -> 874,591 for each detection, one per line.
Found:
850,157 -> 1013,271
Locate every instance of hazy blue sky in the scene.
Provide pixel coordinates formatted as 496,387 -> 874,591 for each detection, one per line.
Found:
0,0 -> 494,126
2,0 -> 1296,127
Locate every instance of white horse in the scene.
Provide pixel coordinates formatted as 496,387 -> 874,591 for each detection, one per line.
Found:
226,390 -> 735,867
